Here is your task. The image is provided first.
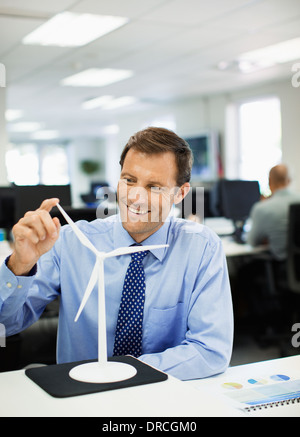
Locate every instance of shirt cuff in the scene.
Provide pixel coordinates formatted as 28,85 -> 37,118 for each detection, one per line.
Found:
0,257 -> 36,303
5,255 -> 37,276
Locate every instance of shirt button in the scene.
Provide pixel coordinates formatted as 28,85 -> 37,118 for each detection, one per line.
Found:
6,282 -> 12,288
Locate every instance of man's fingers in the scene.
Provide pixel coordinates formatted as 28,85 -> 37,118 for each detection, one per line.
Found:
20,214 -> 47,241
38,209 -> 60,238
52,216 -> 61,232
10,198 -> 62,275
18,209 -> 60,242
14,223 -> 40,245
38,198 -> 60,212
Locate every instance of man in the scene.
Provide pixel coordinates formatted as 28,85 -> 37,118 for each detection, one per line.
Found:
0,127 -> 233,380
247,164 -> 300,260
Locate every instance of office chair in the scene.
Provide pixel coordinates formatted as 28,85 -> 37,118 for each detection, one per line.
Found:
258,203 -> 300,354
287,203 -> 300,295
240,203 -> 300,350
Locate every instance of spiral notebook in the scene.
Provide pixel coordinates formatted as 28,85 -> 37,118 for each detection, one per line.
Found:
219,372 -> 300,416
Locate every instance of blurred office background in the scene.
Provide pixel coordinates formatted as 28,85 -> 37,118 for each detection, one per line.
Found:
1,0 -> 300,371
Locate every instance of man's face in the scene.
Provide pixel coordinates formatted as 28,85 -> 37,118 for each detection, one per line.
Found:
117,148 -> 189,242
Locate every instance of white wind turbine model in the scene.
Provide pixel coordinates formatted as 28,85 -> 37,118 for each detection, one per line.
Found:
56,203 -> 168,383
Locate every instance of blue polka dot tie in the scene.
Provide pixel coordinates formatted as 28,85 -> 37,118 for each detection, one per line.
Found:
113,247 -> 149,357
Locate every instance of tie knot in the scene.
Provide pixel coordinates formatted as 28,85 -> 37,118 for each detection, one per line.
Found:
131,250 -> 149,263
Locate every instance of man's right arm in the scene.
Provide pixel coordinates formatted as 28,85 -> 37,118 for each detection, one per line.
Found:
0,198 -> 61,334
7,198 -> 61,276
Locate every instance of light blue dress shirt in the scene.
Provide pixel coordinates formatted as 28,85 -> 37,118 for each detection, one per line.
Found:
0,214 -> 233,380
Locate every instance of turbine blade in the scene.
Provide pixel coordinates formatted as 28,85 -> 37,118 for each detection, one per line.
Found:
56,203 -> 99,256
74,260 -> 99,322
104,244 -> 169,258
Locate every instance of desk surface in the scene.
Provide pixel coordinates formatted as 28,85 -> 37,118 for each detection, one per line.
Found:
220,236 -> 267,257
204,217 -> 268,257
1,356 -> 299,417
0,365 -> 241,417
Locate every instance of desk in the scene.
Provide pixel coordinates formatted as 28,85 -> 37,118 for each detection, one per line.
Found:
221,236 -> 267,258
204,218 -> 268,258
204,217 -> 235,236
0,366 -> 242,417
186,355 -> 300,417
1,356 -> 299,417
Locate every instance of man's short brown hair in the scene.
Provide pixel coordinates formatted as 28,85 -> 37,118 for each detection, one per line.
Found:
119,127 -> 194,187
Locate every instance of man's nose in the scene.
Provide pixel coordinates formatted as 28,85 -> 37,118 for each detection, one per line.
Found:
128,187 -> 149,205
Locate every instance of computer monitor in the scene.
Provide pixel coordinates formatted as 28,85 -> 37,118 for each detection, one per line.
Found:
91,181 -> 109,197
14,184 -> 71,221
50,206 -> 97,225
218,179 -> 261,243
0,186 -> 16,231
81,181 -> 110,205
185,131 -> 219,183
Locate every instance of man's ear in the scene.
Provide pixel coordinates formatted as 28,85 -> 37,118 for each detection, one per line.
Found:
174,183 -> 190,205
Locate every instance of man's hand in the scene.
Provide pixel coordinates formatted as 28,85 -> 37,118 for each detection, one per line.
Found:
7,198 -> 61,276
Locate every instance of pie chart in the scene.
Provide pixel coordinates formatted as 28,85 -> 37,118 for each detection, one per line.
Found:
270,374 -> 290,382
248,378 -> 268,385
222,382 -> 243,390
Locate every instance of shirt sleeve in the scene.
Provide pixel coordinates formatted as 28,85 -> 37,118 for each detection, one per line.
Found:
0,251 -> 60,336
139,239 -> 234,380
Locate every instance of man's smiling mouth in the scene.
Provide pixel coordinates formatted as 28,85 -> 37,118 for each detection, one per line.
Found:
127,204 -> 150,215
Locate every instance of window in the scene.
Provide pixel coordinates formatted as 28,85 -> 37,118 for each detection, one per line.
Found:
238,97 -> 282,195
6,143 -> 70,186
40,145 -> 70,185
6,144 -> 39,185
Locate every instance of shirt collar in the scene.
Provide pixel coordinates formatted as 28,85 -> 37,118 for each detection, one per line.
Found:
113,214 -> 171,262
273,187 -> 291,197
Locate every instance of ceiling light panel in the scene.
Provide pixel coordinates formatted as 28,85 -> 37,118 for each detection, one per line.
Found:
8,122 -> 43,132
22,12 -> 129,47
239,37 -> 300,65
5,109 -> 23,121
217,37 -> 300,74
61,68 -> 134,87
31,130 -> 60,140
82,95 -> 114,110
102,96 -> 137,110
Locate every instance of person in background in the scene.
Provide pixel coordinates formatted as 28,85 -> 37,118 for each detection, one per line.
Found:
247,164 -> 300,260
